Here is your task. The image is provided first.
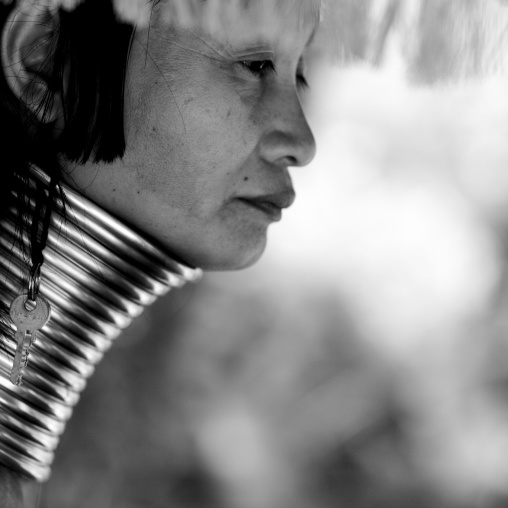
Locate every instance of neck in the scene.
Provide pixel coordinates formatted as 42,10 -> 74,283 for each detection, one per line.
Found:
0,167 -> 202,481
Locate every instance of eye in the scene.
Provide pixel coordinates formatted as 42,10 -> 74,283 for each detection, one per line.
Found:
296,73 -> 309,91
239,60 -> 310,91
240,60 -> 276,77
296,59 -> 309,91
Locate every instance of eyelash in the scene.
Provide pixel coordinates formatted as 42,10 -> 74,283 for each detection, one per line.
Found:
240,60 -> 310,91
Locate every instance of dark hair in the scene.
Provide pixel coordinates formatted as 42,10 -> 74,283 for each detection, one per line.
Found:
0,0 -> 135,269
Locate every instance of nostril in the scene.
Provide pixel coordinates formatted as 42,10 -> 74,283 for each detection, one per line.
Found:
287,156 -> 298,166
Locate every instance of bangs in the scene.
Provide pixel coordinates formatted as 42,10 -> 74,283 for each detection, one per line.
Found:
2,0 -> 323,39
277,0 -> 322,31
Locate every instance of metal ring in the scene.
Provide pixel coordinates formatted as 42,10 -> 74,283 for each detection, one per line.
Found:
28,263 -> 41,302
0,169 -> 202,481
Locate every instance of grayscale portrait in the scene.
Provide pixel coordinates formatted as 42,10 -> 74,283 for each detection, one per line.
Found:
1,1 -> 508,507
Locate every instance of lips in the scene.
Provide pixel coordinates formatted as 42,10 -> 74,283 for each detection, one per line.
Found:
237,190 -> 296,221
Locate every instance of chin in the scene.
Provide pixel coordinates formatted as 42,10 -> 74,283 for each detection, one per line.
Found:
181,235 -> 268,272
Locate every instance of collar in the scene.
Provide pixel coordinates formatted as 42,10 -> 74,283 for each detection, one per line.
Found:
0,167 -> 202,481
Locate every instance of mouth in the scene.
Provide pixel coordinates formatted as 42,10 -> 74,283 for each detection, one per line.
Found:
236,191 -> 295,222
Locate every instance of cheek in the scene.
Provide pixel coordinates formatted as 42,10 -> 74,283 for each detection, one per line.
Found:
122,76 -> 203,211
123,61 -> 260,219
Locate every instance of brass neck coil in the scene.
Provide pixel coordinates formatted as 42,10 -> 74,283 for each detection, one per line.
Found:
0,168 -> 202,481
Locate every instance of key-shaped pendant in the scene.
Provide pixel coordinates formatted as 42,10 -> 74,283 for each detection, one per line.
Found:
9,295 -> 51,385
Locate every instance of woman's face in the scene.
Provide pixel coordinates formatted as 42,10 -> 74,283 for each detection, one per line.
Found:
64,0 -> 317,270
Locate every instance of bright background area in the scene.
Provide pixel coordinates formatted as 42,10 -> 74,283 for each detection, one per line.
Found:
41,10 -> 508,508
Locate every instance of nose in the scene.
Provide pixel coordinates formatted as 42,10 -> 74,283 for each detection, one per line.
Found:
259,92 -> 317,168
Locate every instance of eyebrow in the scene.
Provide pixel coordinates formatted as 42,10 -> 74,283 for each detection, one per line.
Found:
283,0 -> 321,50
237,0 -> 322,26
196,0 -> 321,54
306,20 -> 320,47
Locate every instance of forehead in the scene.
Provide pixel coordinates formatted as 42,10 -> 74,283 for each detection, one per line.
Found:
156,0 -> 321,41
241,0 -> 321,26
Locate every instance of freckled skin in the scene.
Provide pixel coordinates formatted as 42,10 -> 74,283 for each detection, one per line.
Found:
62,0 -> 317,270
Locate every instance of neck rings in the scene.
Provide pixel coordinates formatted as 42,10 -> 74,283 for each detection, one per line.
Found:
0,168 -> 202,481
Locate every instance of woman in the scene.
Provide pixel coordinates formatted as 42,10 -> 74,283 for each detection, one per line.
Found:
0,0 -> 317,505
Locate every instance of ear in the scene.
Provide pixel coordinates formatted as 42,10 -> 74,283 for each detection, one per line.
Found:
1,0 -> 62,124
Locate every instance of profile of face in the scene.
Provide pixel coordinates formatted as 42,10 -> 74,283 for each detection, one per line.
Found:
63,0 -> 317,270
5,0 -> 317,271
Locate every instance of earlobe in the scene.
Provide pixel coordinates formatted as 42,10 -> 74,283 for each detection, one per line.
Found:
1,1 -> 62,124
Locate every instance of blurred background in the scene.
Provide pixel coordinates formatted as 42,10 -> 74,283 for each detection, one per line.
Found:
40,1 -> 508,507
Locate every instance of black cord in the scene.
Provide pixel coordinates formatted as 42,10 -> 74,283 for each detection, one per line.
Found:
29,173 -> 58,278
